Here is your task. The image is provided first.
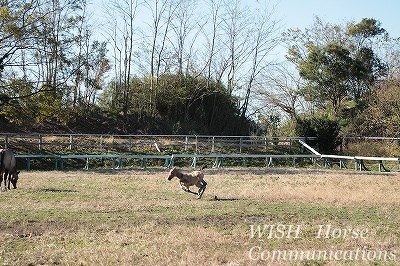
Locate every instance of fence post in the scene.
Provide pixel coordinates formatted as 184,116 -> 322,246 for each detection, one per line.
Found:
4,135 -> 8,149
212,136 -> 215,153
264,136 -> 267,152
27,158 -> 31,171
38,134 -> 42,150
185,136 -> 189,151
69,135 -> 73,150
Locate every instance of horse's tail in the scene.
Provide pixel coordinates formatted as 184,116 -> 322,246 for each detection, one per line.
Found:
200,165 -> 207,171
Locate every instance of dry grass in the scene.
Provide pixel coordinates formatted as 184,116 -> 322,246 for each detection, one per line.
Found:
344,141 -> 400,157
208,168 -> 400,204
0,167 -> 399,266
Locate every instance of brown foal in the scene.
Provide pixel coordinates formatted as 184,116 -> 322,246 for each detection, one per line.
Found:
167,166 -> 207,199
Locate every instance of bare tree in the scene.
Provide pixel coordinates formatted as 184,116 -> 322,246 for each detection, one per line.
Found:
105,0 -> 139,119
72,0 -> 89,108
169,0 -> 200,76
220,0 -> 248,96
239,6 -> 279,119
207,1 -> 219,84
144,0 -> 178,116
257,64 -> 304,121
214,1 -> 279,123
377,34 -> 400,80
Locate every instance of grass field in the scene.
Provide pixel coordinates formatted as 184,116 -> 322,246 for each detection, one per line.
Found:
0,167 -> 399,265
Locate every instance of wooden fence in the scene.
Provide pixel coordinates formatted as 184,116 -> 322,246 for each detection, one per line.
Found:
7,134 -> 399,172
0,133 -> 315,154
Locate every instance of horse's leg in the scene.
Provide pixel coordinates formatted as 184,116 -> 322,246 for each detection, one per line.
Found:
0,172 -> 3,191
6,171 -> 10,191
3,172 -> 8,191
180,183 -> 189,192
180,184 -> 197,195
196,180 -> 207,199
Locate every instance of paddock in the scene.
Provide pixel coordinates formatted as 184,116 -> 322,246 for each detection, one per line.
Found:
1,168 -> 399,265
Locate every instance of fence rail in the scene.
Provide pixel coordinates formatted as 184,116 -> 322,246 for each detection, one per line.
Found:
1,133 -> 316,154
7,134 -> 399,172
321,154 -> 400,172
15,153 -> 321,171
14,152 -> 400,172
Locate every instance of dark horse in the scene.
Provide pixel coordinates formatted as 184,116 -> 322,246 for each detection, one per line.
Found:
0,149 -> 20,191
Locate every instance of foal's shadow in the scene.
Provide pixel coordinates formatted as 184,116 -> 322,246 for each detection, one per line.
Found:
211,195 -> 240,201
36,188 -> 79,193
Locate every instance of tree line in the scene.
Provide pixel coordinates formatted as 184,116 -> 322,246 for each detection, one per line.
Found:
267,17 -> 400,152
1,0 -> 399,151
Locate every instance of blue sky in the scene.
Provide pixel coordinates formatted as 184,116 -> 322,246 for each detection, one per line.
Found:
89,0 -> 399,64
90,0 -> 399,39
273,0 -> 399,38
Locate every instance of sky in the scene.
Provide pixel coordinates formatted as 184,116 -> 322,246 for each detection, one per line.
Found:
273,0 -> 400,38
91,0 -> 400,37
90,0 -> 400,61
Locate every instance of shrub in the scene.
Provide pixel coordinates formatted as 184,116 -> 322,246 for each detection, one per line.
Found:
296,116 -> 341,154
